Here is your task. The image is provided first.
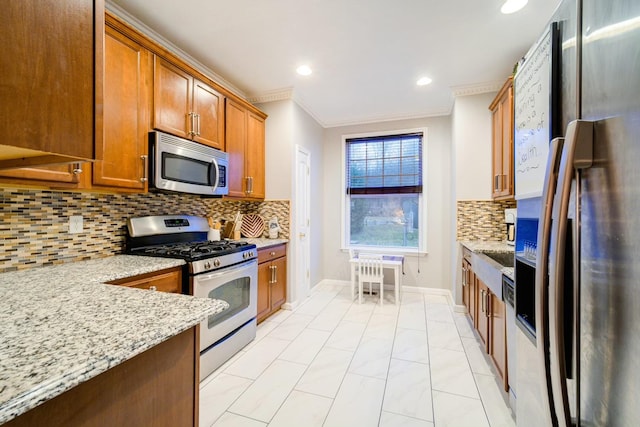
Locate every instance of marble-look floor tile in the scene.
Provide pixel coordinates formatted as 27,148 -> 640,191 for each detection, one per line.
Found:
425,304 -> 454,323
278,328 -> 330,365
223,336 -> 290,380
383,358 -> 433,421
379,411 -> 435,427
342,300 -> 376,323
461,336 -> 495,376
392,328 -> 429,364
294,293 -> 336,316
363,313 -> 398,339
424,294 -> 449,305
268,390 -> 332,427
267,313 -> 315,341
430,348 -> 479,398
427,319 -> 464,351
212,412 -> 266,427
454,314 -> 476,338
202,349 -> 246,384
432,391 -> 490,427
242,321 -> 278,351
323,373 -> 386,427
295,347 -> 354,398
228,359 -> 307,422
265,309 -> 292,324
200,373 -> 253,427
474,373 -> 515,427
397,306 -> 427,331
306,300 -> 351,332
348,334 -> 393,379
324,320 -> 367,351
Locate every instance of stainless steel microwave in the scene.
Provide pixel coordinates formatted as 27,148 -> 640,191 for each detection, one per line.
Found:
149,131 -> 229,196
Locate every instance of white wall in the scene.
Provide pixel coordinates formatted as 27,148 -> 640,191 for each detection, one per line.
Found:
257,99 -> 325,306
322,116 -> 452,289
453,93 -> 496,201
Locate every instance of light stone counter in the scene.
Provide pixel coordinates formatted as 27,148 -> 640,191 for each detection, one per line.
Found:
240,237 -> 289,250
0,255 -> 228,424
460,240 -> 515,281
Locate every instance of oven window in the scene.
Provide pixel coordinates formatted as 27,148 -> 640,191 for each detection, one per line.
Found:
162,153 -> 213,185
207,276 -> 251,327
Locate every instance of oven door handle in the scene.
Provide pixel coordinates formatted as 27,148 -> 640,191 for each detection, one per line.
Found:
196,259 -> 257,282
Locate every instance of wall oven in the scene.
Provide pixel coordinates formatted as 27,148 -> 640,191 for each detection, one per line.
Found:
149,131 -> 229,196
126,215 -> 257,381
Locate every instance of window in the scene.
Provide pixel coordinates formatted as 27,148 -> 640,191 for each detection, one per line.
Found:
344,130 -> 426,252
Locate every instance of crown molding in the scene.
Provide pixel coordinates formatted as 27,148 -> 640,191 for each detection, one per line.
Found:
105,1 -> 247,100
450,80 -> 505,97
246,88 -> 294,104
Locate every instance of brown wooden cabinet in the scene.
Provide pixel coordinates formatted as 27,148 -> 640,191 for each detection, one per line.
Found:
489,77 -> 514,200
257,244 -> 287,323
92,23 -> 152,191
225,99 -> 266,200
462,248 -> 477,327
476,278 -> 491,349
107,267 -> 182,294
489,291 -> 508,391
153,57 -> 224,150
0,0 -> 103,169
0,164 -> 88,189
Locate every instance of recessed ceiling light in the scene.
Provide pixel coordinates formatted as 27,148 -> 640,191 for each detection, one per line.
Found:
296,65 -> 312,76
416,76 -> 433,86
501,0 -> 528,14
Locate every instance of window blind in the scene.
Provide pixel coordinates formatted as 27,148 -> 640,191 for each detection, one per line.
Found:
346,132 -> 423,195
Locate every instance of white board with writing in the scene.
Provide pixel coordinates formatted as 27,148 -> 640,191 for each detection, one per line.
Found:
514,26 -> 552,199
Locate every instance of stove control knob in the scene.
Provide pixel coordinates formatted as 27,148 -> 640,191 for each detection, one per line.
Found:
214,259 -> 221,268
204,261 -> 211,270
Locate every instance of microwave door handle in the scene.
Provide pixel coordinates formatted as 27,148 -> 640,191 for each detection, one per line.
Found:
209,157 -> 219,190
535,135 -> 564,427
548,120 -> 594,427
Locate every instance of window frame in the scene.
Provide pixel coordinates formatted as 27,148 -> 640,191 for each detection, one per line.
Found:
341,127 -> 428,255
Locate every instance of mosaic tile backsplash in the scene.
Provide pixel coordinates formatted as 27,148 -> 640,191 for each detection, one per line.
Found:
0,188 -> 289,273
457,200 -> 517,241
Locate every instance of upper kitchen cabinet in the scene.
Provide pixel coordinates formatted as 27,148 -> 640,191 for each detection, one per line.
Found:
0,0 -> 103,169
92,21 -> 152,191
489,77 -> 514,200
225,99 -> 266,200
153,57 -> 225,150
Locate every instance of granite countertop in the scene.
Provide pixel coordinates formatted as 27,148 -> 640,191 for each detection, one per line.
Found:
241,237 -> 289,249
0,255 -> 229,424
460,240 -> 515,281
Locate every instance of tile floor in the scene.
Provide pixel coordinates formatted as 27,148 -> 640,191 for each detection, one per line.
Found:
200,282 -> 516,427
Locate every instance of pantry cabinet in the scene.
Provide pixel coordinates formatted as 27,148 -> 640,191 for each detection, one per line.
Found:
225,99 -> 266,200
153,57 -> 224,150
92,23 -> 152,191
107,267 -> 182,294
0,0 -> 103,169
257,244 -> 287,323
489,77 -> 514,200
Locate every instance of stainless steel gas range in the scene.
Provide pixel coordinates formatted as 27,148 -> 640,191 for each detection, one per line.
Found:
126,215 -> 257,381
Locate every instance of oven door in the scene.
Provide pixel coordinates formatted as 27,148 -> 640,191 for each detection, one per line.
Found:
193,259 -> 257,351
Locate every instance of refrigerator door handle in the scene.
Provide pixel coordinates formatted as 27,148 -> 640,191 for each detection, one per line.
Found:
548,120 -> 594,427
535,135 -> 565,426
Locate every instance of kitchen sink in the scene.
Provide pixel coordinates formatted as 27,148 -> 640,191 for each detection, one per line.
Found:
482,251 -> 515,267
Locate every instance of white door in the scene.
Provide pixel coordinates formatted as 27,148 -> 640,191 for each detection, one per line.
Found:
295,146 -> 311,299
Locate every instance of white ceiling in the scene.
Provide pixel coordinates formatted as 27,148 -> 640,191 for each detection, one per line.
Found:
109,0 -> 560,127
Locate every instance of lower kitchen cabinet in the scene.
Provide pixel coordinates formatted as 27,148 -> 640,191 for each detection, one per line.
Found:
477,278 -> 491,349
107,267 -> 182,294
5,327 -> 199,427
257,244 -> 287,323
489,291 -> 508,391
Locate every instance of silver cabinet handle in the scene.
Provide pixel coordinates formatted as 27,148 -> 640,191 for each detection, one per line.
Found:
72,163 -> 83,175
188,112 -> 196,137
480,289 -> 485,313
273,265 -> 277,284
245,177 -> 251,194
462,266 -> 467,286
494,174 -> 500,191
149,285 -> 157,291
140,155 -> 148,182
195,113 -> 201,136
485,292 -> 491,318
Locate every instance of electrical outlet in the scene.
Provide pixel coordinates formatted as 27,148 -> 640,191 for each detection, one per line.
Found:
69,215 -> 83,234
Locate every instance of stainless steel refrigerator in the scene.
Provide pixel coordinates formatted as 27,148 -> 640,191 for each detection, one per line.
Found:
514,0 -> 640,425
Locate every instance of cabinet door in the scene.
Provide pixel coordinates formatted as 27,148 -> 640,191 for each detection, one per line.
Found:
246,112 -> 265,199
462,259 -> 470,311
257,261 -> 272,322
270,257 -> 287,311
0,0 -> 98,161
0,163 -> 85,187
94,27 -> 151,190
490,293 -> 508,391
500,86 -> 514,197
476,279 -> 490,350
153,57 -> 192,139
193,80 -> 224,149
469,269 -> 477,327
225,99 -> 248,198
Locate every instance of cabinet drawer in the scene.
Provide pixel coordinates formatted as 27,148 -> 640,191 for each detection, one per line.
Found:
258,244 -> 286,263
108,268 -> 182,293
